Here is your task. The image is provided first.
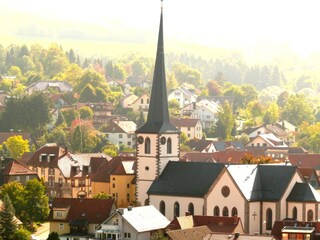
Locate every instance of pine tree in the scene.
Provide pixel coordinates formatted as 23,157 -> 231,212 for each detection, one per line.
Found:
0,194 -> 17,240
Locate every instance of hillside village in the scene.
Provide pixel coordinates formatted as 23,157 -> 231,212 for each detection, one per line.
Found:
1,3 -> 320,240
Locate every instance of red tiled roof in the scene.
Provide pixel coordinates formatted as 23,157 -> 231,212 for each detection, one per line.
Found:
167,215 -> 242,233
3,159 -> 38,176
181,152 -> 216,163
289,154 -> 320,169
48,198 -> 115,224
26,144 -> 67,167
170,118 -> 200,128
91,156 -> 136,182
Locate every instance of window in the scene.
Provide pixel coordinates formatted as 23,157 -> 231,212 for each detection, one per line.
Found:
16,176 -> 20,182
49,154 -> 55,162
112,183 -> 115,188
174,202 -> 180,217
41,167 -> 45,176
307,209 -> 313,222
188,203 -> 194,215
128,141 -> 131,146
221,186 -> 230,197
49,168 -> 54,175
147,99 -> 149,104
59,223 -> 64,230
119,134 -> 123,138
145,137 -> 151,154
266,208 -> 273,230
124,232 -> 131,239
167,138 -> 172,154
292,207 -> 297,220
232,207 -> 238,216
56,211 -> 63,217
214,206 -> 220,216
160,201 -> 166,216
127,183 -> 130,188
127,193 -> 130,202
223,206 -> 229,216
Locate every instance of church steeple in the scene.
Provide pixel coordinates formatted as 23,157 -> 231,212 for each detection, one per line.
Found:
136,1 -> 179,134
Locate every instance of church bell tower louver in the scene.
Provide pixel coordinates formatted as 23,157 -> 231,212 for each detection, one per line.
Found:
135,0 -> 180,205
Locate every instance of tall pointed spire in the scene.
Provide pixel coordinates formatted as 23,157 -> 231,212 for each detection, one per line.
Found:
136,0 -> 179,134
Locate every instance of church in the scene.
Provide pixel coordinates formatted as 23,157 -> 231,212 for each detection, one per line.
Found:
135,1 -> 320,235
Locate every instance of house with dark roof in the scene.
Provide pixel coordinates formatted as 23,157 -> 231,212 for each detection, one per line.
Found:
26,81 -> 73,95
91,156 -> 136,208
48,198 -> 116,240
0,159 -> 39,185
170,118 -> 202,139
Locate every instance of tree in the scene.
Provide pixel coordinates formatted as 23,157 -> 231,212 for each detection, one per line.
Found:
69,120 -> 99,153
79,84 -> 96,102
47,232 -> 60,240
168,99 -> 180,117
23,179 -> 50,225
172,62 -> 202,85
207,80 -> 222,96
0,194 -> 17,240
2,135 -> 30,159
75,69 -> 107,93
43,43 -> 69,78
93,192 -> 112,199
79,106 -> 94,120
282,94 -> 315,126
263,102 -> 279,124
12,228 -> 32,240
0,182 -> 25,221
213,101 -> 235,140
180,132 -> 188,145
296,122 -> 320,153
61,108 -> 78,127
240,153 -> 276,164
151,230 -> 168,240
102,142 -> 118,157
44,127 -> 67,147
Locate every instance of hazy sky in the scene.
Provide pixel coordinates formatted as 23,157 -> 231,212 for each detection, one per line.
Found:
2,0 -> 320,56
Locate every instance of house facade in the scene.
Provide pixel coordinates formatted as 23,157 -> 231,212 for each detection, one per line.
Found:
168,87 -> 197,108
104,120 -> 137,149
170,118 -> 202,139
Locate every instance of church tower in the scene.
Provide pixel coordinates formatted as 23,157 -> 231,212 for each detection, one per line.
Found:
135,1 -> 180,205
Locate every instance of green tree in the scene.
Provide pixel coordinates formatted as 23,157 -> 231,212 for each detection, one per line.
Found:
172,62 -> 201,85
23,179 -> 50,225
47,231 -> 60,240
102,143 -> 118,157
2,135 -> 30,159
180,132 -> 188,145
75,69 -> 107,93
168,99 -> 180,117
0,194 -> 17,240
92,192 -> 112,199
263,102 -> 280,124
151,230 -> 168,240
7,65 -> 22,78
44,127 -> 67,147
282,94 -> 315,126
0,181 -> 25,221
207,80 -> 222,96
296,122 -> 320,153
79,84 -> 96,102
12,228 -> 32,240
61,108 -> 78,127
43,43 -> 69,78
213,101 -> 235,140
69,120 -> 99,153
79,106 -> 94,120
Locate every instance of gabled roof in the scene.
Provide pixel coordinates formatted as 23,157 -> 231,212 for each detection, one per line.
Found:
91,156 -> 136,182
147,161 -> 225,197
170,118 -> 200,128
135,8 -> 179,134
104,120 -> 137,133
3,159 -> 38,176
289,154 -> 320,169
120,205 -> 170,233
186,139 -> 213,152
48,198 -> 115,224
228,164 -> 298,201
247,133 -> 288,148
181,152 -> 216,163
287,182 -> 320,202
26,81 -> 72,93
212,141 -> 245,151
167,225 -> 211,240
167,215 -> 243,233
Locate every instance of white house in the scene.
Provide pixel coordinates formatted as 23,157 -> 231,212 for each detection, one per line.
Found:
246,133 -> 288,148
104,120 -> 137,148
95,205 -> 170,240
168,87 -> 197,108
180,99 -> 220,129
170,118 -> 202,139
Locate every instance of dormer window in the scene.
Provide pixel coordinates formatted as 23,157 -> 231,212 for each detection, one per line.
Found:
49,154 -> 55,162
40,154 -> 47,162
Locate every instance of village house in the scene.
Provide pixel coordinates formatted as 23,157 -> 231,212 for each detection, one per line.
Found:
121,94 -> 139,109
95,205 -> 170,240
91,156 -> 136,208
26,81 -> 73,95
103,120 -> 137,149
48,198 -> 116,240
168,87 -> 197,108
170,118 -> 202,139
130,93 -> 150,113
246,133 -> 288,148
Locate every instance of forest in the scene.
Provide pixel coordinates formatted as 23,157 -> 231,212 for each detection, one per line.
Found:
0,42 -> 320,155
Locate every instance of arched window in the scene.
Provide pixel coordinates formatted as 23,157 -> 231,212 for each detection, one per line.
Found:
214,206 -> 220,216
174,202 -> 180,217
307,209 -> 314,222
160,201 -> 166,216
232,207 -> 238,217
188,203 -> 194,215
145,137 -> 151,154
223,207 -> 229,216
292,207 -> 297,220
266,208 -> 273,230
167,138 -> 172,154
